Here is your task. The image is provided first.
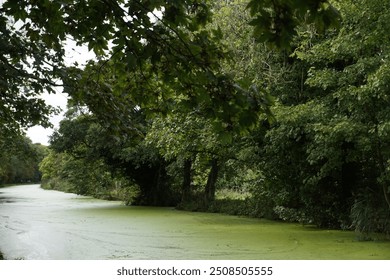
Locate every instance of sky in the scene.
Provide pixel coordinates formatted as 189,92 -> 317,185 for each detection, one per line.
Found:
25,91 -> 68,145
26,41 -> 95,145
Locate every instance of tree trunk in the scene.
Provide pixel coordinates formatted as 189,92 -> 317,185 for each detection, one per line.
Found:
152,161 -> 171,206
204,158 -> 219,206
181,158 -> 192,203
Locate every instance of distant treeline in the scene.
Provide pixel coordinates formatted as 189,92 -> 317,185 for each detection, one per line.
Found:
0,135 -> 48,185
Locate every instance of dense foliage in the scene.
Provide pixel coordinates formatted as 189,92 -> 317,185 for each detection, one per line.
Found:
0,135 -> 47,184
2,0 -> 389,238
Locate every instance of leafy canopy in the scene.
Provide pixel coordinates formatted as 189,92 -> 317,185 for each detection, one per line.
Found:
1,0 -> 340,139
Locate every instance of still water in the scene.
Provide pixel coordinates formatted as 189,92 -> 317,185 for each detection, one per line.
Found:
0,184 -> 389,260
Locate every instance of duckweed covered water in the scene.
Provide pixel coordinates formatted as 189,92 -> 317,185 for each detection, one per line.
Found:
0,184 -> 389,260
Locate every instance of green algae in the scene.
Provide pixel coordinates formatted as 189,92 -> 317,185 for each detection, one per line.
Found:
77,205 -> 390,259
0,185 -> 389,260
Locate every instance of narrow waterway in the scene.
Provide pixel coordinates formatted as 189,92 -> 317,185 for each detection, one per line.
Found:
0,184 -> 389,260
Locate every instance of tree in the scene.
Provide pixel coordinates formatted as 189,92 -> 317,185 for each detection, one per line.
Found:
1,1 -> 61,136
0,135 -> 47,184
48,106 -> 179,205
246,0 -> 340,48
146,111 -> 222,205
299,0 -> 390,233
257,0 -> 390,233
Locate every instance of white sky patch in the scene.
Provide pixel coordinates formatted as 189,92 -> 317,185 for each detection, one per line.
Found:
63,39 -> 96,67
148,8 -> 164,23
26,90 -> 68,146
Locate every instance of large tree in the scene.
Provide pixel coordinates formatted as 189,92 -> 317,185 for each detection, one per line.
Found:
258,0 -> 390,234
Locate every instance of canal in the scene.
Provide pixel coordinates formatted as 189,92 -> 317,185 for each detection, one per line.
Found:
0,184 -> 389,260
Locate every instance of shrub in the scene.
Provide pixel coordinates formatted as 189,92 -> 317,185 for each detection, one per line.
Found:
351,190 -> 390,240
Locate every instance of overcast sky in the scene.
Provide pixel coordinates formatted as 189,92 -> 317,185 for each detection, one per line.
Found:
26,91 -> 68,145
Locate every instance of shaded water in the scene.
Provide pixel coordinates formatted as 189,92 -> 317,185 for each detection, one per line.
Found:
0,184 -> 389,260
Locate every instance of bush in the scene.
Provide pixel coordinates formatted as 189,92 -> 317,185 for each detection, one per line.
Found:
351,190 -> 390,240
176,186 -> 278,219
208,199 -> 250,216
273,206 -> 308,224
41,178 -> 75,193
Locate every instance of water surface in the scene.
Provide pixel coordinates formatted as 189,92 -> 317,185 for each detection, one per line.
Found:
0,184 -> 389,260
